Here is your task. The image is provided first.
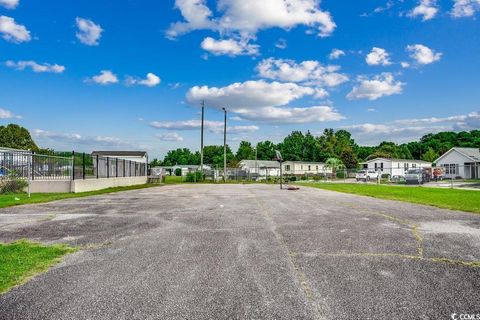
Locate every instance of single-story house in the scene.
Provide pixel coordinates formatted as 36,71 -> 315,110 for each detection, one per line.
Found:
434,147 -> 480,179
360,158 -> 432,178
239,160 -> 280,177
91,151 -> 148,164
282,161 -> 330,176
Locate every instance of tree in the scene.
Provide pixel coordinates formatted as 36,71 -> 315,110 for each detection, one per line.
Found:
338,147 -> 358,169
325,157 -> 345,178
278,131 -> 305,161
236,141 -> 255,160
162,148 -> 199,166
203,145 -> 234,168
256,140 -> 277,160
422,147 -> 439,163
150,158 -> 162,167
0,124 -> 38,151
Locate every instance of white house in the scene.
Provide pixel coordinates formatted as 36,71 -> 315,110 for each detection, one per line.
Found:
163,164 -> 212,176
239,160 -> 280,177
91,151 -> 148,164
282,161 -> 330,176
434,147 -> 480,179
360,158 -> 431,178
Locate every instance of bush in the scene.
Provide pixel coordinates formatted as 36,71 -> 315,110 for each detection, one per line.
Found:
381,173 -> 391,179
0,174 -> 28,194
174,168 -> 182,176
185,171 -> 203,183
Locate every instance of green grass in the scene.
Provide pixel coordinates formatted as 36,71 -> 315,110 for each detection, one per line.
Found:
0,184 -> 160,209
0,240 -> 76,294
164,176 -> 185,184
297,183 -> 480,214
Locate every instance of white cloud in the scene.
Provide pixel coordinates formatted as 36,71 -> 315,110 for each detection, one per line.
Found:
201,37 -> 259,56
406,44 -> 442,65
347,73 -> 404,101
365,47 -> 392,66
343,111 -> 480,144
150,119 -> 259,134
185,79 -> 344,124
156,132 -> 184,142
256,58 -> 348,87
33,129 -> 136,148
401,61 -> 411,68
126,73 -> 161,87
6,60 -> 65,73
275,38 -> 287,49
329,49 -> 345,60
0,15 -> 30,43
233,105 -> 344,123
167,0 -> 336,39
75,17 -> 103,46
409,0 -> 439,21
0,0 -> 19,9
452,0 -> 480,17
187,80 -> 315,110
86,70 -> 118,85
0,107 -> 21,119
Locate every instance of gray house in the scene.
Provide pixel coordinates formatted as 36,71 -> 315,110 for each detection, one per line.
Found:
435,147 -> 480,179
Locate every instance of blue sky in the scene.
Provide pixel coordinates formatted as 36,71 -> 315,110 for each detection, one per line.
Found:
0,0 -> 479,158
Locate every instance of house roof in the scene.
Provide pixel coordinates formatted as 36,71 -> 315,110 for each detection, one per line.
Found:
435,147 -> 480,163
239,160 -> 280,168
91,151 -> 147,157
362,157 -> 431,164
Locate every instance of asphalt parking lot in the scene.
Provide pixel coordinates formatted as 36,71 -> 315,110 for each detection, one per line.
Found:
0,184 -> 479,320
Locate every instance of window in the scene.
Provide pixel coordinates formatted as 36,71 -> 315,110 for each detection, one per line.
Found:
380,163 -> 384,171
443,164 -> 457,175
374,163 -> 378,170
301,165 -> 303,170
308,165 -> 311,171
285,165 -> 291,171
316,165 -> 318,170
404,163 -> 409,170
412,163 -> 417,168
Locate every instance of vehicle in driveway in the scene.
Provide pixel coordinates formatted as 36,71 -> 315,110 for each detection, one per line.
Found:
405,168 -> 431,184
356,170 -> 379,182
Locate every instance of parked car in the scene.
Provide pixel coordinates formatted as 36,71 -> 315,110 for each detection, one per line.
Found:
356,170 -> 379,182
405,168 -> 431,185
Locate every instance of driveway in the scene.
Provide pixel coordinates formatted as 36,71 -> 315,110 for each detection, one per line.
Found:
0,184 -> 479,319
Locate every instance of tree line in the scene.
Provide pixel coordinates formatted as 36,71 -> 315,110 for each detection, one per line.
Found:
1,123 -> 479,169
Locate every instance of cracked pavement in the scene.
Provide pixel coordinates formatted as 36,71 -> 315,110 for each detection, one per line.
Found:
0,184 -> 479,319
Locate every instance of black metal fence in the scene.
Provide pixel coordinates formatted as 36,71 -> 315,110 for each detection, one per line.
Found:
71,152 -> 147,180
0,149 -> 146,181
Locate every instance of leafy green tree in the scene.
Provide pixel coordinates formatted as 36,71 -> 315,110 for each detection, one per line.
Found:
150,158 -> 162,167
422,147 -> 439,163
256,140 -> 277,160
162,148 -> 199,166
325,157 -> 345,178
203,145 -> 234,168
236,141 -> 255,160
0,124 -> 38,151
278,131 -> 305,161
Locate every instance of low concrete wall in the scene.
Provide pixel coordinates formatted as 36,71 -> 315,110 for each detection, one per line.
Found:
27,176 -> 148,193
72,177 -> 148,193
29,180 -> 72,193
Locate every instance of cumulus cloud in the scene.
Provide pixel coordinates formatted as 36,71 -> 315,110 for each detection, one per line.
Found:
451,0 -> 480,17
86,70 -> 118,85
167,0 -> 336,39
126,73 -> 161,87
186,80 -> 343,124
343,111 -> 480,144
0,15 -> 30,43
347,73 -> 404,101
75,17 -> 103,46
365,47 -> 392,66
256,58 -> 348,87
0,0 -> 19,9
201,37 -> 259,56
409,0 -> 439,21
329,49 -> 345,60
406,44 -> 442,65
156,132 -> 184,142
6,60 -> 65,73
150,119 -> 259,134
0,107 -> 21,119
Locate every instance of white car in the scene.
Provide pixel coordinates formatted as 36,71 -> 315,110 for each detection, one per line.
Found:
356,170 -> 379,182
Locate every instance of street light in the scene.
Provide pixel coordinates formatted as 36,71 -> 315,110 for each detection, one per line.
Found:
222,107 -> 227,183
200,100 -> 205,172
